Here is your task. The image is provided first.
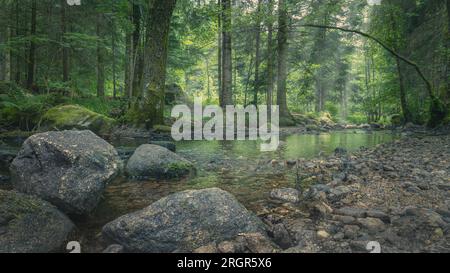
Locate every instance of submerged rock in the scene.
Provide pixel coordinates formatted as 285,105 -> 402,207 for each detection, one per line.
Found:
40,105 -> 116,136
126,144 -> 195,180
102,188 -> 265,253
0,190 -> 74,253
270,188 -> 300,203
10,130 -> 121,215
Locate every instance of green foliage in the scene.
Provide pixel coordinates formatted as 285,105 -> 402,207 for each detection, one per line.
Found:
347,113 -> 367,125
0,84 -> 55,130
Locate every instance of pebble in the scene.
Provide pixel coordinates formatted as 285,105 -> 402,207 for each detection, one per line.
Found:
317,230 -> 330,239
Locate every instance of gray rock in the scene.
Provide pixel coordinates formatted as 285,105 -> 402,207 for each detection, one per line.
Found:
357,217 -> 386,234
102,244 -> 125,253
272,223 -> 293,249
102,188 -> 265,253
393,208 -> 447,246
126,144 -> 195,180
332,215 -> 356,225
149,141 -> 176,152
328,186 -> 352,201
334,207 -> 367,218
234,233 -> 280,253
10,130 -> 121,215
270,188 -> 300,203
311,184 -> 331,193
366,210 -> 390,223
343,225 -> 360,239
0,190 -> 74,253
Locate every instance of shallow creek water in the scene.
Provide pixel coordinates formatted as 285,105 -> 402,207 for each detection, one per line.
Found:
0,130 -> 400,251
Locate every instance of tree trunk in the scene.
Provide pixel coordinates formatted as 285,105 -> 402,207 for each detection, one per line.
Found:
220,0 -> 233,107
266,0 -> 274,118
134,0 -> 177,128
26,0 -> 37,89
14,0 -> 20,84
396,58 -> 412,123
61,0 -> 69,82
131,2 -> 143,98
217,0 -> 222,103
252,0 -> 262,105
111,18 -> 117,99
125,30 -> 132,98
446,0 -> 450,105
277,0 -> 292,124
0,27 -> 5,81
96,12 -> 105,98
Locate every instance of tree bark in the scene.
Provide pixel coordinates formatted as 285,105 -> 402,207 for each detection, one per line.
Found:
266,0 -> 275,118
61,0 -> 69,82
131,2 -> 143,98
446,0 -> 450,104
220,0 -> 233,107
96,12 -> 105,98
111,17 -> 117,98
26,0 -> 37,89
14,0 -> 20,84
396,58 -> 412,123
252,0 -> 262,105
124,1 -> 132,98
217,0 -> 222,103
134,0 -> 177,128
277,0 -> 292,123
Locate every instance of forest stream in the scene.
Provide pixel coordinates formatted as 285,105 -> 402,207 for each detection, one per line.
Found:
67,129 -> 399,252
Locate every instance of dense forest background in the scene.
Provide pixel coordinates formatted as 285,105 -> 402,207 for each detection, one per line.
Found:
0,0 -> 449,131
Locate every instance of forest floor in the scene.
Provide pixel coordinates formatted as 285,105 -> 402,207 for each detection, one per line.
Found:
259,131 -> 450,253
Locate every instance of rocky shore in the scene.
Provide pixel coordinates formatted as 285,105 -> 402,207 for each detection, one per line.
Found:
261,134 -> 450,253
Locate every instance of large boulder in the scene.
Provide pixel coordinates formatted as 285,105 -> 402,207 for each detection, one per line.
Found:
102,188 -> 265,253
0,190 -> 74,253
40,105 -> 116,136
126,144 -> 195,180
10,130 -> 121,215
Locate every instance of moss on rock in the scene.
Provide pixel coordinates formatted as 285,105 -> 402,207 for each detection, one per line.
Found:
40,105 -> 116,136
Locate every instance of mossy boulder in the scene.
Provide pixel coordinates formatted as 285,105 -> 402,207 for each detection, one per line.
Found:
40,105 -> 116,136
0,190 -> 74,253
126,144 -> 195,180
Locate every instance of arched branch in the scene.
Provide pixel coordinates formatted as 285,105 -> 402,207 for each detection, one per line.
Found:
295,24 -> 435,100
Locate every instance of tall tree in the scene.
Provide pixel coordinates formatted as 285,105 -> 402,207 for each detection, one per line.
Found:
217,0 -> 222,104
266,0 -> 275,116
61,0 -> 69,82
446,0 -> 450,105
277,0 -> 294,125
252,0 -> 262,106
96,11 -> 105,98
133,0 -> 177,127
26,0 -> 37,89
220,0 -> 233,107
131,2 -> 143,98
